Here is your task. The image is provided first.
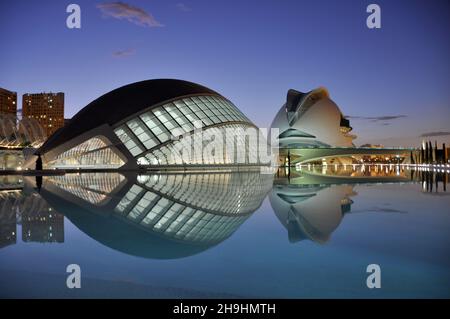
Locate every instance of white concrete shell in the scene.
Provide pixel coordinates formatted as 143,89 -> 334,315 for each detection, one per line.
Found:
271,88 -> 356,148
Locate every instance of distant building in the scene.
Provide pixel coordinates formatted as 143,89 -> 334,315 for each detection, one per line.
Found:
22,92 -> 64,137
0,87 -> 17,115
360,144 -> 384,148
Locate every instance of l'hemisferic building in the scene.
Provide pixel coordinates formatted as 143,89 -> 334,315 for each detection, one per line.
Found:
33,79 -> 266,170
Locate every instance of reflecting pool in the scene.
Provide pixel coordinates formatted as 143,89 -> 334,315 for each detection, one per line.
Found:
0,167 -> 449,298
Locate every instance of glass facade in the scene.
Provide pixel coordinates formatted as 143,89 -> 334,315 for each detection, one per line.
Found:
113,95 -> 256,166
48,137 -> 125,169
141,123 -> 260,165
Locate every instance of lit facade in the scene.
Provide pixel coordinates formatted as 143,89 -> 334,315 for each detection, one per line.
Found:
0,87 -> 17,115
0,113 -> 46,148
35,79 -> 261,169
22,92 -> 64,137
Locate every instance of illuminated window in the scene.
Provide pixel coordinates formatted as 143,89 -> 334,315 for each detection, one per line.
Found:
48,137 -> 125,169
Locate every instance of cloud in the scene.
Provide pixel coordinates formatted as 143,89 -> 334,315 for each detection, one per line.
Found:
97,2 -> 163,27
176,3 -> 192,12
420,131 -> 450,137
345,115 -> 407,122
353,206 -> 407,214
367,207 -> 407,213
112,48 -> 136,57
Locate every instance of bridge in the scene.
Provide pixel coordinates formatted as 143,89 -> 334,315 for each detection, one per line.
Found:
279,147 -> 414,165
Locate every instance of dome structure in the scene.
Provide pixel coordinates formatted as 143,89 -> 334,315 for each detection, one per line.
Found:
271,88 -> 356,148
35,79 -> 259,169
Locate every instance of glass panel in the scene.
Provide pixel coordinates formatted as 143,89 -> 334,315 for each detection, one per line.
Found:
126,118 -> 158,150
114,126 -> 144,156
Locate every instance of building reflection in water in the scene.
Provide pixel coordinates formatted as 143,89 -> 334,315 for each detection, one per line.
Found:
22,204 -> 64,243
0,191 -> 17,248
410,168 -> 449,193
270,182 -> 355,244
37,170 -> 273,259
270,167 -> 449,244
0,183 -> 64,248
294,163 -> 413,179
1,165 -> 446,253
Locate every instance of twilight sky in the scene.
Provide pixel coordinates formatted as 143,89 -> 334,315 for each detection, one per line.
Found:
0,0 -> 449,147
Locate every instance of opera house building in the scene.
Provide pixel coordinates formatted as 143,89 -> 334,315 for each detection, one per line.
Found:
271,87 -> 356,149
269,88 -> 412,166
30,79 -> 264,170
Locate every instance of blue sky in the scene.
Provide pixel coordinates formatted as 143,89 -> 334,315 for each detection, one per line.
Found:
0,0 -> 449,146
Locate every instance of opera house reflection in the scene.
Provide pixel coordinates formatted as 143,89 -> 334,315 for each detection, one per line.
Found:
270,183 -> 355,244
28,170 -> 273,259
270,166 -> 449,244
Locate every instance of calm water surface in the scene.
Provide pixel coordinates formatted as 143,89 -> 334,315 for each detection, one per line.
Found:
0,167 -> 449,298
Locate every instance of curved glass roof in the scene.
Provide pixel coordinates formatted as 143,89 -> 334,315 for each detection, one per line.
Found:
113,94 -> 253,164
39,79 -> 225,154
